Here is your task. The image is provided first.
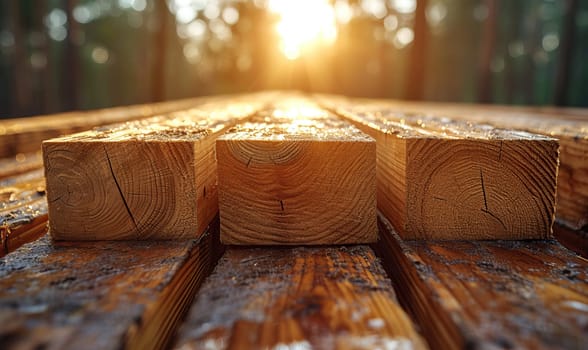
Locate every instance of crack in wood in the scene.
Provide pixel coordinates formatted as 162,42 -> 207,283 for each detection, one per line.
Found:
104,147 -> 140,235
498,141 -> 503,161
481,208 -> 508,231
479,169 -> 507,230
480,169 -> 488,212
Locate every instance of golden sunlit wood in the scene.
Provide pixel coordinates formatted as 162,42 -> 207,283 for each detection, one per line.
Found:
174,245 -> 427,349
43,99 -> 263,240
324,99 -> 559,240
380,100 -> 588,230
0,97 -> 213,158
217,100 -> 377,245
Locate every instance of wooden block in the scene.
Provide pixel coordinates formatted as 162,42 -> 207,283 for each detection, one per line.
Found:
174,245 -> 427,349
0,217 -> 222,350
1,168 -> 47,256
360,98 -> 588,230
331,105 -> 559,240
217,103 -> 376,245
376,214 -> 588,349
43,101 -> 261,240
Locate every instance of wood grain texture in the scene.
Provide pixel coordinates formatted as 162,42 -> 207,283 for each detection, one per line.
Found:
363,98 -> 588,231
174,245 -> 427,350
0,216 -> 222,350
217,102 -> 377,245
0,96 -> 214,158
43,101 -> 261,240
376,214 -> 588,350
1,168 -> 47,257
329,103 -> 559,240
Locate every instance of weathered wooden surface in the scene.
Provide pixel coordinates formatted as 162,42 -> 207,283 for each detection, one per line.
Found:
0,168 -> 47,257
0,151 -> 43,179
376,214 -> 588,350
174,245 -> 427,349
43,100 -> 263,240
0,97 -> 222,158
372,98 -> 588,231
217,101 -> 377,245
0,217 -> 222,350
327,102 -> 559,240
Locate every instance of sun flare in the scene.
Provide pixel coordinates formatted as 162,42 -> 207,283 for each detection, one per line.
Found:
268,0 -> 337,60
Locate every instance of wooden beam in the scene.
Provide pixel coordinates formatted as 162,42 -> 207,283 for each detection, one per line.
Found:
43,100 -> 262,240
0,152 -> 43,179
377,99 -> 588,230
0,217 -> 222,350
0,96 -> 211,157
1,168 -> 47,257
327,102 -> 559,240
174,245 -> 427,349
217,102 -> 376,245
376,214 -> 588,349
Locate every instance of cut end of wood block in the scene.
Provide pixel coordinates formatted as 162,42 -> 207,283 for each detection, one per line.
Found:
217,113 -> 377,245
43,140 -> 203,240
404,138 -> 559,240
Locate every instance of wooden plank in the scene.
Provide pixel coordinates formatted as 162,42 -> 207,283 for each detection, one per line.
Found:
376,214 -> 588,350
326,102 -> 559,240
428,109 -> 588,231
174,245 -> 427,349
0,97 -> 210,158
43,100 -> 263,240
0,216 -> 222,350
1,168 -> 47,256
0,151 -> 43,179
365,98 -> 588,231
217,101 -> 376,245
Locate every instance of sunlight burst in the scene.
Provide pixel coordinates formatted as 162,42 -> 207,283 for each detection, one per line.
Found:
268,0 -> 337,60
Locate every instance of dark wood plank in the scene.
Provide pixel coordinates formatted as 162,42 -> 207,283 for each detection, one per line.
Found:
0,217 -> 222,350
174,245 -> 427,349
376,214 -> 588,350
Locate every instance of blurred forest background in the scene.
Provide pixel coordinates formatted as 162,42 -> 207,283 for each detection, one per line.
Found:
0,0 -> 587,118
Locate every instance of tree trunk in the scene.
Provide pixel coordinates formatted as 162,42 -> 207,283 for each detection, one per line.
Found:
405,0 -> 428,101
64,0 -> 80,111
554,0 -> 578,106
151,0 -> 168,102
478,0 -> 498,103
